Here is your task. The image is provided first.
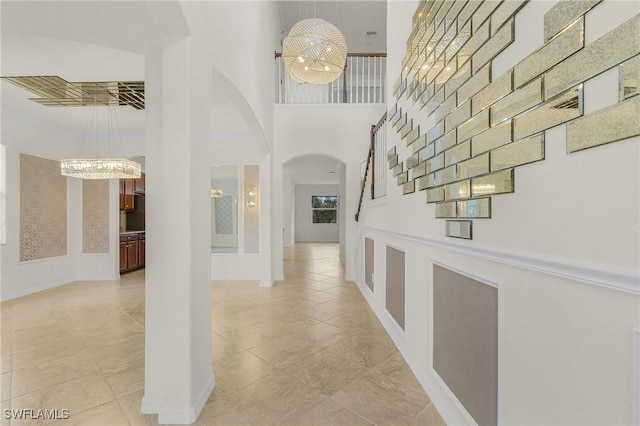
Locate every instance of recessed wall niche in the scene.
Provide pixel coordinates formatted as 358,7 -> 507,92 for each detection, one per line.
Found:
388,0 -> 640,239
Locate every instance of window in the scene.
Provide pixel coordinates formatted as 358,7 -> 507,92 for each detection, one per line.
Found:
312,195 -> 338,224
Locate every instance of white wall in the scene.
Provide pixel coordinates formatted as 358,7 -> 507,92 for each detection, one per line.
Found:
294,184 -> 340,242
282,177 -> 295,247
351,1 -> 640,425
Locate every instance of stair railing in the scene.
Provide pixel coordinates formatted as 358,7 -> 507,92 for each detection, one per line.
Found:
355,112 -> 387,222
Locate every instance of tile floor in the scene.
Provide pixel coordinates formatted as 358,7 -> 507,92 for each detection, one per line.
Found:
0,243 -> 444,425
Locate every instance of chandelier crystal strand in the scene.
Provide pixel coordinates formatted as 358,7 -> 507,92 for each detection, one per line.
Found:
282,18 -> 347,84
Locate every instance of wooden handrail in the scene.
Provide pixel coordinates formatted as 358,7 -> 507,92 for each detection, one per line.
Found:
355,112 -> 387,222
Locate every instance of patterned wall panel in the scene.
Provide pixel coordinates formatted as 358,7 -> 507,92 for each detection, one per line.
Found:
386,245 -> 405,330
388,0 -> 640,239
82,179 -> 109,253
20,153 -> 67,261
365,237 -> 374,291
215,196 -> 234,235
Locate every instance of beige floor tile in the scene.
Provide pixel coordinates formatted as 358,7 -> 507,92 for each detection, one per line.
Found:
1,372 -> 11,402
11,334 -> 89,370
324,334 -> 398,369
117,390 -> 160,426
299,289 -> 341,303
288,398 -> 373,426
105,365 -> 145,398
249,335 -> 316,369
212,333 -> 245,362
374,353 -> 423,390
221,324 -> 283,350
413,402 -> 446,425
211,350 -> 278,396
50,400 -> 130,426
195,393 -> 252,426
289,322 -> 352,350
81,322 -> 144,349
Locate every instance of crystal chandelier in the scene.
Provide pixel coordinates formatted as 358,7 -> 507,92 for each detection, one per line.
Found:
282,18 -> 347,84
61,104 -> 141,179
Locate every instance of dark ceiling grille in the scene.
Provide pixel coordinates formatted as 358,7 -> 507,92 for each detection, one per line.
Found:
1,76 -> 145,110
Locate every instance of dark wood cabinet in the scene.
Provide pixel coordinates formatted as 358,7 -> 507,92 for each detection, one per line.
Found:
119,173 -> 144,211
120,232 -> 145,274
138,233 -> 145,267
135,173 -> 145,194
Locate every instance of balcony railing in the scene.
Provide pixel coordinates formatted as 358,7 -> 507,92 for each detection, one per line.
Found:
276,53 -> 386,104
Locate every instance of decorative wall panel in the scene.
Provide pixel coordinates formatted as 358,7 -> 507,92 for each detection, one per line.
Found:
20,154 -> 67,261
385,246 -> 405,330
82,180 -> 109,253
365,238 -> 374,291
388,0 -> 640,239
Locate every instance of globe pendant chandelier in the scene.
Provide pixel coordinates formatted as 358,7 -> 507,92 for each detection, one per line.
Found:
61,103 -> 141,179
282,9 -> 347,85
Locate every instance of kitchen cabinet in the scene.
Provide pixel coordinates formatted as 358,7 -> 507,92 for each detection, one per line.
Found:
138,233 -> 145,267
119,173 -> 144,211
120,233 -> 144,273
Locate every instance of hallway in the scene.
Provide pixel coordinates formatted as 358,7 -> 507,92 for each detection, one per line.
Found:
1,243 -> 443,425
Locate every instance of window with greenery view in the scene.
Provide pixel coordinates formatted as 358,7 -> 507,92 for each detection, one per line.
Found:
312,195 -> 338,224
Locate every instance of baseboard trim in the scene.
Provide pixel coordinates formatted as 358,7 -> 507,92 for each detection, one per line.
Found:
259,279 -> 274,288
141,396 -> 161,414
157,373 -> 215,424
1,277 -> 73,302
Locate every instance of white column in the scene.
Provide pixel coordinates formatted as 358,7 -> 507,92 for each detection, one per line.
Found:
142,36 -> 214,424
270,152 -> 285,281
259,153 -> 275,286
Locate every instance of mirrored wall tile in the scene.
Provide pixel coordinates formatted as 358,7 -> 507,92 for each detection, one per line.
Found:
446,100 -> 472,132
473,18 -> 515,74
491,133 -> 544,171
446,22 -> 471,61
402,180 -> 416,195
491,77 -> 543,126
457,153 -> 490,179
458,108 -> 490,142
427,121 -> 446,144
397,79 -> 407,98
436,202 -> 457,218
445,62 -> 472,99
392,76 -> 403,96
473,69 -> 513,115
545,14 -> 640,99
411,162 -> 427,180
435,0 -> 455,26
458,64 -> 491,104
471,169 -> 514,196
406,126 -> 421,146
544,0 -> 601,41
397,171 -> 409,185
472,0 -> 502,32
419,143 -> 436,162
471,120 -> 512,156
434,92 -> 458,123
388,104 -> 398,123
407,152 -> 420,169
392,108 -> 404,126
389,155 -> 399,169
436,131 -> 457,155
459,20 -> 490,68
426,153 -> 445,174
458,0 -> 483,28
412,134 -> 428,153
387,146 -> 397,161
567,96 -> 640,153
427,186 -> 445,203
417,173 -> 436,191
514,84 -> 582,140
435,165 -> 457,186
457,198 -> 491,218
445,141 -> 471,167
400,119 -> 414,138
620,55 -> 640,101
491,0 -> 528,36
392,162 -> 404,177
514,18 -> 584,88
427,88 -> 446,116
446,220 -> 472,239
446,0 -> 468,24
444,180 -> 471,201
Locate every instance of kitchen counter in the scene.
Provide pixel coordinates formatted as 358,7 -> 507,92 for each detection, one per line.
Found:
120,230 -> 145,235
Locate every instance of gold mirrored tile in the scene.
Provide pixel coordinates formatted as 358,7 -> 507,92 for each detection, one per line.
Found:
620,55 -> 640,101
427,88 -> 445,115
473,69 -> 513,115
388,104 -> 398,123
402,181 -> 416,195
545,15 -> 640,99
436,130 -> 457,155
397,171 -> 409,185
458,0 -> 483,28
387,146 -> 397,161
457,153 -> 489,179
412,134 -> 428,153
436,202 -> 457,218
405,126 -> 420,146
435,0 -> 454,25
427,186 -> 445,203
444,141 -> 471,167
446,100 -> 472,132
407,152 -> 420,169
491,0 -> 527,36
434,93 -> 458,123
471,120 -> 512,156
419,143 -> 436,162
472,18 -> 514,73
515,18 -> 584,89
544,0 -> 601,41
446,220 -> 472,239
444,180 -> 471,201
427,121 -> 445,143
389,155 -> 399,170
458,108 -> 489,142
472,0 -> 502,32
491,77 -> 543,126
514,84 -> 582,140
417,173 -> 436,191
435,165 -> 457,186
411,162 -> 427,180
392,161 -> 404,176
491,134 -> 544,171
393,76 -> 403,96
392,108 -> 404,126
459,20 -> 490,68
471,169 -> 514,196
457,198 -> 491,218
400,119 -> 414,138
445,62 -> 472,99
458,64 -> 491,105
567,96 -> 640,153
426,153 -> 445,174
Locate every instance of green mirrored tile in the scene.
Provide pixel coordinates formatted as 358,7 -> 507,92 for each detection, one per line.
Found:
392,162 -> 404,176
436,130 -> 457,155
405,126 -> 421,146
407,152 -> 420,169
387,146 -> 397,161
445,62 -> 472,99
515,18 -> 584,88
434,93 -> 458,123
435,164 -> 457,186
620,55 -> 640,101
545,15 -> 640,99
491,77 -> 543,126
411,162 -> 427,180
473,18 -> 514,73
446,220 -> 472,239
426,153 -> 445,174
457,153 -> 490,179
445,141 -> 471,167
412,134 -> 428,153
402,180 -> 416,195
471,169 -> 514,196
397,171 -> 409,185
436,202 -> 457,218
458,64 -> 491,105
544,0 -> 601,41
491,0 -> 528,36
514,84 -> 582,140
472,0 -> 502,32
567,96 -> 640,153
444,180 -> 471,200
427,88 -> 446,116
473,69 -> 513,115
419,143 -> 436,162
458,108 -> 490,142
457,198 -> 491,218
400,119 -> 414,138
446,100 -> 472,133
491,134 -> 544,171
417,173 -> 436,191
427,121 -> 445,144
427,186 -> 445,203
389,155 -> 398,169
472,120 -> 512,156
